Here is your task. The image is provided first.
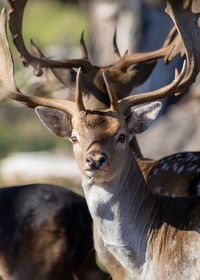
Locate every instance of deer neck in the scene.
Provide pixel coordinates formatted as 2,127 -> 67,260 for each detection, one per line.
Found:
82,147 -> 160,274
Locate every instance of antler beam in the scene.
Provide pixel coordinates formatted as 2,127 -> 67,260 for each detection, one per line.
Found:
7,0 -> 185,104
3,1 -> 199,118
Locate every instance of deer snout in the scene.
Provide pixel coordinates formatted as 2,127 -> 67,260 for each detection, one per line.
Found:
85,153 -> 107,170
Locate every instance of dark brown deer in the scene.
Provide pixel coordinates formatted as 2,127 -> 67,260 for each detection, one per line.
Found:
1,1 -> 200,279
0,183 -> 108,280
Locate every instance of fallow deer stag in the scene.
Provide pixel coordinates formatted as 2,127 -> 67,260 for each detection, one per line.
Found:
34,70 -> 200,279
4,49 -> 200,279
6,0 -> 200,199
0,183 -> 108,280
1,0 -> 200,279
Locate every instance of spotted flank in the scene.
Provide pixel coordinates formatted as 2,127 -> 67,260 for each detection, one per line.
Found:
148,152 -> 200,197
150,152 -> 200,177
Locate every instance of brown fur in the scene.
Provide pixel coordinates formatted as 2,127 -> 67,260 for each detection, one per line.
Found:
69,111 -> 200,280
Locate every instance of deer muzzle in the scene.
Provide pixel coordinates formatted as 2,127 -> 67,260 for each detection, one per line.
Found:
85,152 -> 108,170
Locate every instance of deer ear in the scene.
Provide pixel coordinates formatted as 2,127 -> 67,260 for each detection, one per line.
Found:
35,106 -> 72,137
127,101 -> 162,135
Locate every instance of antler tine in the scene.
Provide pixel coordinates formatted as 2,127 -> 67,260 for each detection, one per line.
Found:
80,31 -> 89,59
115,26 -> 184,71
10,93 -> 77,116
30,39 -> 45,59
118,60 -> 187,113
113,27 -> 121,62
162,26 -> 177,48
75,68 -> 85,112
7,0 -> 91,76
102,72 -> 119,112
0,8 -> 76,117
161,26 -> 185,63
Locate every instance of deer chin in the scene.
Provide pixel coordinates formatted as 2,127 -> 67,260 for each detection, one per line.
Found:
84,168 -> 116,185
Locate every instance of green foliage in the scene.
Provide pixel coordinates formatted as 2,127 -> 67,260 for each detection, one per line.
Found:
23,0 -> 88,48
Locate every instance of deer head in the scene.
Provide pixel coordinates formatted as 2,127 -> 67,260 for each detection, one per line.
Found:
0,1 -> 198,183
33,69 -> 162,184
6,0 -> 191,160
0,6 -> 182,183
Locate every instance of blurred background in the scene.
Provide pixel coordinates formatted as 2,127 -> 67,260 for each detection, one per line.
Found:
0,0 -> 200,192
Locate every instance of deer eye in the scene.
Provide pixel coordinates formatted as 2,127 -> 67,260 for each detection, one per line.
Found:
117,134 -> 126,143
71,136 -> 78,144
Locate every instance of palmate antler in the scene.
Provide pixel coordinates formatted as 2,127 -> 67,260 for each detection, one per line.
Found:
117,0 -> 200,114
0,7 -> 186,120
7,0 -> 185,109
2,0 -> 199,118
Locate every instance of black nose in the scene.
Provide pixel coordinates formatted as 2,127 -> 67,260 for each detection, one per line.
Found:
86,154 -> 107,169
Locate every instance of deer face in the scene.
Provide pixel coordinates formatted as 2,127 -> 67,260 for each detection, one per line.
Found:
71,111 -> 129,183
36,102 -> 162,184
